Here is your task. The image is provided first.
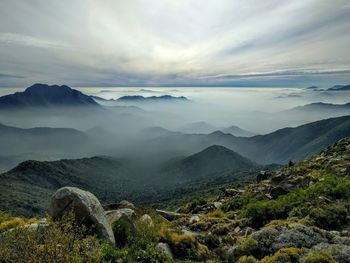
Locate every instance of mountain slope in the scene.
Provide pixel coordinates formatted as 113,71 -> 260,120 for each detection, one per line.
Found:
160,145 -> 257,182
0,83 -> 99,108
0,123 -> 88,156
147,115 -> 350,164
0,157 -> 135,216
283,102 -> 350,114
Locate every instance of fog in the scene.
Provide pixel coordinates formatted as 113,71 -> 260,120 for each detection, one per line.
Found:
0,86 -> 349,171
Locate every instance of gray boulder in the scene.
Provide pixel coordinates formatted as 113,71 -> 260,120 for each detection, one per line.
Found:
105,208 -> 136,225
50,187 -> 115,244
139,214 -> 154,228
156,242 -> 173,259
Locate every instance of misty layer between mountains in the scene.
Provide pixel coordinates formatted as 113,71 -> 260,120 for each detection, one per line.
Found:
0,83 -> 350,215
0,84 -> 350,173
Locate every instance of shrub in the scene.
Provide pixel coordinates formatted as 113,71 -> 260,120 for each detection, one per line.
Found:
112,217 -> 136,247
165,232 -> 209,260
301,251 -> 336,263
261,247 -> 302,263
238,255 -> 258,263
0,211 -> 104,262
207,209 -> 225,218
309,204 -> 348,230
128,235 -> 171,262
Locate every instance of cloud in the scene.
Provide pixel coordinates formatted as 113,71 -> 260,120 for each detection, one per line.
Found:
0,0 -> 349,87
0,33 -> 70,49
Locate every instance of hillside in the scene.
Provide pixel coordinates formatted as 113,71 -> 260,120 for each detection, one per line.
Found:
161,145 -> 257,183
221,125 -> 256,137
148,115 -> 350,164
0,146 -> 261,217
0,83 -> 99,108
2,137 -> 350,262
0,157 -> 135,216
152,135 -> 350,261
283,102 -> 350,114
0,123 -> 89,171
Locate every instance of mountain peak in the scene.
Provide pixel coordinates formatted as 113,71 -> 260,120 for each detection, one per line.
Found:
0,83 -> 99,108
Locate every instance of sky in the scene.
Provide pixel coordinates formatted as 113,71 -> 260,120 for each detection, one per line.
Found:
0,0 -> 349,87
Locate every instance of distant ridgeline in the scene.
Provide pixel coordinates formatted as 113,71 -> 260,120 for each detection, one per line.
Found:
0,83 -> 99,108
117,95 -> 188,102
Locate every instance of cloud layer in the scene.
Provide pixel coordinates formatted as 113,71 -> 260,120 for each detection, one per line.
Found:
0,0 -> 349,87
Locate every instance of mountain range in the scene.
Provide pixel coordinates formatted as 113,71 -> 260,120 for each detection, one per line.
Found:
177,121 -> 255,137
146,115 -> 350,164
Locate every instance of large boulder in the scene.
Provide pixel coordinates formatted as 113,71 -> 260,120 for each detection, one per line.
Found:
105,208 -> 136,225
156,242 -> 173,259
50,187 -> 115,244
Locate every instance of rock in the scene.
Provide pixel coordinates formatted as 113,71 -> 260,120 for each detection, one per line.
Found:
139,214 -> 154,228
103,200 -> 135,210
156,242 -> 173,259
156,209 -> 184,221
234,226 -> 241,233
118,200 -> 136,209
189,215 -> 200,224
270,173 -> 286,183
270,185 -> 289,198
192,203 -> 217,214
181,229 -> 200,237
105,208 -> 136,225
50,187 -> 115,244
214,202 -> 223,209
26,220 -> 50,232
257,171 -> 271,183
244,227 -> 254,237
220,188 -> 245,197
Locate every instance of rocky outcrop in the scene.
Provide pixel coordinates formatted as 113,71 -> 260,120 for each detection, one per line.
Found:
50,187 -> 115,244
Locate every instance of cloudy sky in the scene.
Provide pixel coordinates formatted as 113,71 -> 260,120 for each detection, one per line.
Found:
0,0 -> 349,87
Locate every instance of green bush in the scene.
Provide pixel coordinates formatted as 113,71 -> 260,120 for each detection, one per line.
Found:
301,251 -> 336,263
128,236 -> 170,262
309,204 -> 348,230
261,247 -> 302,263
112,217 -> 136,247
0,211 -> 104,262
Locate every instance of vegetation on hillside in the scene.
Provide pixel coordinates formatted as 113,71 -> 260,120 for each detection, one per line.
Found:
1,137 -> 350,262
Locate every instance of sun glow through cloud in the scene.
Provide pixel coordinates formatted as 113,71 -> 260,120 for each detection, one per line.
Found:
0,0 -> 349,87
